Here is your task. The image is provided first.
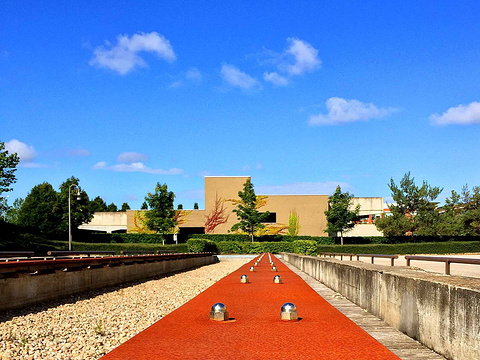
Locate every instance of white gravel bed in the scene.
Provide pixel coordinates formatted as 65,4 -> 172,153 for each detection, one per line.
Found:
0,259 -> 249,360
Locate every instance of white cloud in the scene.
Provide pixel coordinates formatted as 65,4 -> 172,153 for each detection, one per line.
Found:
94,154 -> 182,175
255,163 -> 263,170
169,80 -> 183,89
117,152 -> 148,163
125,194 -> 138,201
430,101 -> 480,125
309,97 -> 396,126
257,181 -> 350,195
110,162 -> 183,175
89,32 -> 176,75
241,165 -> 250,171
221,64 -> 260,90
68,148 -> 90,157
263,71 -> 289,86
5,139 -> 37,162
283,38 -> 321,75
186,67 -> 202,82
93,161 -> 107,169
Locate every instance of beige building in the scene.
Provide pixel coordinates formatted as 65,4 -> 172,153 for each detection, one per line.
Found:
80,176 -> 384,237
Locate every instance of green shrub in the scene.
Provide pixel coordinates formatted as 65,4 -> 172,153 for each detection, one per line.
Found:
187,239 -> 218,253
293,240 -> 318,255
46,241 -> 188,254
190,233 -> 335,244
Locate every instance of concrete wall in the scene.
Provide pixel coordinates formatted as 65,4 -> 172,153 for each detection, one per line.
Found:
79,212 -> 127,233
282,253 -> 480,360
0,255 -> 217,311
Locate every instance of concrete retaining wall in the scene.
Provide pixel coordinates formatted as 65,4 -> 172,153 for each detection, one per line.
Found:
0,255 -> 217,311
282,253 -> 480,360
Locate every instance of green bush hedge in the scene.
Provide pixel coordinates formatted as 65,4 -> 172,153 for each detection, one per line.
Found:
190,234 -> 334,244
292,240 -> 318,255
47,240 -> 188,254
186,239 -> 218,253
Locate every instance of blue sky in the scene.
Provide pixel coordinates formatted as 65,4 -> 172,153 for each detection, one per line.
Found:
2,1 -> 480,209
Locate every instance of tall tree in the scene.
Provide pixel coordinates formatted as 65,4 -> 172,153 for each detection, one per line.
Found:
230,178 -> 270,242
89,196 -> 108,212
55,177 -> 93,235
5,197 -> 24,224
288,209 -> 300,236
375,172 -> 443,238
324,185 -> 360,245
17,183 -> 60,235
177,204 -> 183,210
193,202 -> 199,210
106,203 -> 118,212
0,141 -> 20,213
121,202 -> 131,211
144,183 -> 176,245
141,201 -> 148,210
459,185 -> 480,235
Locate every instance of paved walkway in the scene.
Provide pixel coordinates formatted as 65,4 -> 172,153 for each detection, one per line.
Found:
351,254 -> 480,278
101,254 -> 401,359
282,259 -> 445,360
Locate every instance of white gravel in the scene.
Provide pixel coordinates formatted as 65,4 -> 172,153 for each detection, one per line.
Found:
0,259 -> 249,360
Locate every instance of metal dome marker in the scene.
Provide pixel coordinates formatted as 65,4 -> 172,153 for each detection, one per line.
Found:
272,266 -> 277,272
280,302 -> 298,321
273,275 -> 282,284
249,266 -> 255,272
240,274 -> 249,283
210,303 -> 229,321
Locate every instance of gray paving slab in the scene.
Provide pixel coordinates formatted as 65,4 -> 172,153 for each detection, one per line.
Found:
281,259 -> 446,360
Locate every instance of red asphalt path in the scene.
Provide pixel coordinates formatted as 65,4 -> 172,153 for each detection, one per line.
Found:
102,254 -> 400,360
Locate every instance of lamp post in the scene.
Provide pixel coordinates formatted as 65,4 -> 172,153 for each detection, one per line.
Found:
68,184 -> 81,251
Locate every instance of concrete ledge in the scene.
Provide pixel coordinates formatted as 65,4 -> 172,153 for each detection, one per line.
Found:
282,253 -> 480,360
0,255 -> 218,311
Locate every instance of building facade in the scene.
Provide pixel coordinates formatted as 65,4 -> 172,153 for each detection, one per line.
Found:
80,176 -> 384,237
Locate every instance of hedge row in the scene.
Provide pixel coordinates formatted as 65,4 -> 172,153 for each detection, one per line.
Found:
46,240 -> 188,254
316,241 -> 480,255
190,234 -> 334,243
186,239 -> 318,255
190,233 -> 480,244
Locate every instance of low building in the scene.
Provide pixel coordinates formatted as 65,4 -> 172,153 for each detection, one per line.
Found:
80,176 -> 384,237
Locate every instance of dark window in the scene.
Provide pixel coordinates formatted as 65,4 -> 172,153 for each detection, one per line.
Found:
261,212 -> 276,223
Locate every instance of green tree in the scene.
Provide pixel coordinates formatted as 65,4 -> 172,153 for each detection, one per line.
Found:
193,202 -> 199,210
177,204 -> 183,210
459,185 -> 480,235
141,201 -> 148,210
324,185 -> 360,245
17,183 -> 60,235
230,178 -> 270,242
5,197 -> 24,224
107,203 -> 118,212
375,172 -> 443,238
55,177 -> 93,235
144,183 -> 176,245
436,190 -> 464,236
287,209 -> 300,236
89,196 -> 108,212
121,202 -> 131,211
0,141 -> 20,213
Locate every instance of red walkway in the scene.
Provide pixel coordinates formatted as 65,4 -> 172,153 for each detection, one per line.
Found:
102,254 -> 399,359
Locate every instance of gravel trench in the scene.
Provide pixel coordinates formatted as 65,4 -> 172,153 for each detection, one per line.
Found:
0,258 -> 249,360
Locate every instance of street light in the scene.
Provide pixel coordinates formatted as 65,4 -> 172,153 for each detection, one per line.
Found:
68,184 -> 81,251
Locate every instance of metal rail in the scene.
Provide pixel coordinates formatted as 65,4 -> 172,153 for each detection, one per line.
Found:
319,252 -> 355,260
319,252 -> 398,266
405,255 -> 480,275
356,254 -> 398,266
47,250 -> 115,257
0,252 -> 213,278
